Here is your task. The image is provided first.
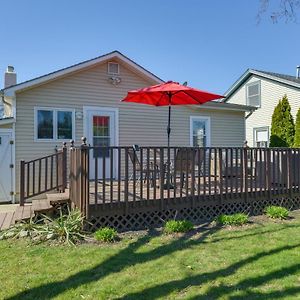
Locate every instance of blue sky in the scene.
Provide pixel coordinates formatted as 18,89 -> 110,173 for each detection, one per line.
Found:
0,0 -> 299,94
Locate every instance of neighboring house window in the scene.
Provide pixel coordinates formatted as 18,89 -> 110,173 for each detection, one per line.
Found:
35,108 -> 74,141
190,116 -> 211,147
246,81 -> 261,107
108,62 -> 119,75
254,127 -> 269,147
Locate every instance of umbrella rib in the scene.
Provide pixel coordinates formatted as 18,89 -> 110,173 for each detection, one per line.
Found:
156,92 -> 166,106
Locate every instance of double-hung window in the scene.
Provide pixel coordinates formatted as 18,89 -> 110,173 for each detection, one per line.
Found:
246,81 -> 261,107
35,108 -> 74,141
190,116 -> 211,147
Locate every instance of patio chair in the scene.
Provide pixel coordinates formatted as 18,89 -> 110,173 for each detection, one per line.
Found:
128,147 -> 159,186
173,148 -> 199,189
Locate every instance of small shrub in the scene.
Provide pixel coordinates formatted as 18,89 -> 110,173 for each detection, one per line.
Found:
94,227 -> 117,242
164,220 -> 193,234
265,206 -> 289,219
216,213 -> 248,226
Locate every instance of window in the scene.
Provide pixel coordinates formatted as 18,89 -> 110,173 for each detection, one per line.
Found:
254,127 -> 269,147
246,81 -> 261,107
37,110 -> 53,139
35,108 -> 74,141
107,62 -> 119,75
190,117 -> 211,147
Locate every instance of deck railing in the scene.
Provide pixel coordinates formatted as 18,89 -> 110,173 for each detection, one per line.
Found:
20,144 -> 67,206
69,140 -> 300,217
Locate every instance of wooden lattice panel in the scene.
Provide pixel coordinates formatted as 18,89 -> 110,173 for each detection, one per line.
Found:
88,195 -> 300,232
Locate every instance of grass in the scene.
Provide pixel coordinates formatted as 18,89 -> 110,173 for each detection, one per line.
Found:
1,213 -> 300,299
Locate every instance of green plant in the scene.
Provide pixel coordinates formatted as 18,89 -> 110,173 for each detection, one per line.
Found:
216,213 -> 248,226
294,108 -> 300,147
0,216 -> 43,240
270,95 -> 295,147
164,220 -> 193,234
40,208 -> 85,245
265,205 -> 289,219
94,227 -> 118,242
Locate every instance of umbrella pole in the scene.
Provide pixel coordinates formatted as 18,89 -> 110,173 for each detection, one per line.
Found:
167,104 -> 171,148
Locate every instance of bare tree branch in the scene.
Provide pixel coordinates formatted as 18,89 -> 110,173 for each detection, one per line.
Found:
257,0 -> 300,23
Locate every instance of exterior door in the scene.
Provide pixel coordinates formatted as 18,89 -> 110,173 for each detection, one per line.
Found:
0,131 -> 13,202
87,109 -> 116,180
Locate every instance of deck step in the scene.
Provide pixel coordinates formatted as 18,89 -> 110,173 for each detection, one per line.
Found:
14,205 -> 34,222
46,190 -> 70,204
32,199 -> 53,213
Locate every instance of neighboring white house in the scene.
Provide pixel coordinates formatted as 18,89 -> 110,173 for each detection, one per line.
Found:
224,68 -> 300,147
0,51 -> 252,203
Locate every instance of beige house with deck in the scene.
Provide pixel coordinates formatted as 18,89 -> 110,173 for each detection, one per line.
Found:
0,51 -> 252,203
224,68 -> 300,147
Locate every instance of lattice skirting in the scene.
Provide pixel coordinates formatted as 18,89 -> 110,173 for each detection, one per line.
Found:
88,195 -> 300,232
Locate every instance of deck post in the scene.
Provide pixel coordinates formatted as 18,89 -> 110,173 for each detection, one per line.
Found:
80,137 -> 90,218
62,142 -> 67,192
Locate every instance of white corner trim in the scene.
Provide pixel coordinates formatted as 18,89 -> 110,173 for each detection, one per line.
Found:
189,116 -> 211,147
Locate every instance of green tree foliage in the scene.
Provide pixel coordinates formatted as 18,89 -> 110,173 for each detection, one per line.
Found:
269,95 -> 295,147
294,108 -> 300,147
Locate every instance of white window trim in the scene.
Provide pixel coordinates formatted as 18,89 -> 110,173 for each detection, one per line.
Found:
253,126 -> 269,147
189,116 -> 211,147
107,62 -> 120,75
34,107 -> 75,142
246,80 -> 261,108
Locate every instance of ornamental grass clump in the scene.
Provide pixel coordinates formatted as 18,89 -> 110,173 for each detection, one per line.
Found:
265,205 -> 289,219
164,220 -> 193,234
0,208 -> 86,246
94,227 -> 118,242
216,213 -> 248,226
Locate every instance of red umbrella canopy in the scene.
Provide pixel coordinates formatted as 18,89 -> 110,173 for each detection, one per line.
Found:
122,81 -> 224,106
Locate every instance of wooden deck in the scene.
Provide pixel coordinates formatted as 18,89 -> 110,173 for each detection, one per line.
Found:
0,191 -> 69,231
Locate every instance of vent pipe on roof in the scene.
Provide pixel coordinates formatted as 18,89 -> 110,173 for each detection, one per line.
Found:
297,66 -> 300,79
4,66 -> 17,88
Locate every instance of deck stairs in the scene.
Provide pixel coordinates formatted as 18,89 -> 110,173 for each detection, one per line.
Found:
0,190 -> 69,231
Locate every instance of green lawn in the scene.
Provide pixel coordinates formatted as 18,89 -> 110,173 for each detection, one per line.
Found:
1,215 -> 300,299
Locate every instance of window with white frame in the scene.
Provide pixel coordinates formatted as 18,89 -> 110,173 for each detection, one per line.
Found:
107,62 -> 119,75
190,117 -> 210,147
35,108 -> 74,141
254,127 -> 269,147
246,81 -> 261,107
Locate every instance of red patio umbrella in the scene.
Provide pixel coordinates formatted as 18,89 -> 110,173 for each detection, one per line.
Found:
122,81 -> 224,147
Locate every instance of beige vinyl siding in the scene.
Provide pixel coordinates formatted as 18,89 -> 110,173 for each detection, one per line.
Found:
14,59 -> 245,196
227,75 -> 300,146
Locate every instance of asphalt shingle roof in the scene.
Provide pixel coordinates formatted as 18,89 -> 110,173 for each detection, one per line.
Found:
254,70 -> 300,85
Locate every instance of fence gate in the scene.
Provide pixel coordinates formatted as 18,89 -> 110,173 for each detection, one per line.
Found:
0,130 -> 13,202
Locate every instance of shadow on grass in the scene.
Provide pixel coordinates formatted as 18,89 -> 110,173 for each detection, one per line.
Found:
6,223 -> 300,300
6,224 -> 218,300
121,244 -> 300,300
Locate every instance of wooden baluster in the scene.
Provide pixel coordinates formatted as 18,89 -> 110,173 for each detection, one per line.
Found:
45,157 -> 48,192
27,162 -> 30,198
95,156 -> 98,206
110,148 -> 114,204
20,160 -> 25,206
124,147 -> 129,214
147,148 -> 150,203
140,148 -> 143,201
118,148 -> 121,203
32,161 -> 35,196
160,148 -> 164,210
102,147 -> 106,204
208,148 -> 212,197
